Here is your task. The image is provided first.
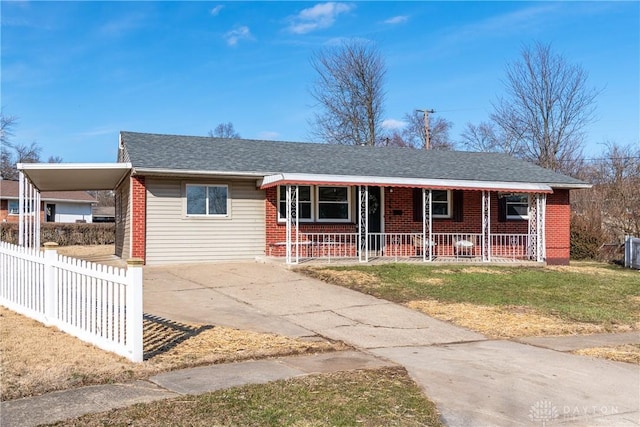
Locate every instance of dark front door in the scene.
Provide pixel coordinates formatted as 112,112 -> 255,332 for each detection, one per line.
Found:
368,187 -> 382,254
46,204 -> 56,222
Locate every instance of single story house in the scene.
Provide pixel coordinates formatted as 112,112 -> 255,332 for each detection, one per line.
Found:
17,131 -> 590,265
92,206 -> 116,223
0,180 -> 96,223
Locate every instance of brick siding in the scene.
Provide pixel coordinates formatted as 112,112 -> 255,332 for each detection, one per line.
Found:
545,189 -> 570,265
265,186 -> 570,263
130,176 -> 147,262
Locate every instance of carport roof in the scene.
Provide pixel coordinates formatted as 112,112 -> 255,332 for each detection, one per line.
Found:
17,163 -> 132,191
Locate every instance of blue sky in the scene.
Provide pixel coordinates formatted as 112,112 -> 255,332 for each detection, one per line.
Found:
2,1 -> 638,163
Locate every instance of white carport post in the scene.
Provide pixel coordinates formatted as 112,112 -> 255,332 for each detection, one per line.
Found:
422,189 -> 433,262
18,171 -> 41,249
358,185 -> 368,262
482,190 -> 491,262
528,193 -> 546,262
285,185 -> 299,265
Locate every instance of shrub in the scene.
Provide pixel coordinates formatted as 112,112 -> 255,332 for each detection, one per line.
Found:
0,222 -> 115,246
570,213 -> 606,260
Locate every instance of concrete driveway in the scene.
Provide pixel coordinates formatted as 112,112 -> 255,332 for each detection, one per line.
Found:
144,261 -> 640,426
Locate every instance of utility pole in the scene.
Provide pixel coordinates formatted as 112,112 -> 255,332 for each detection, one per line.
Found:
416,109 -> 436,150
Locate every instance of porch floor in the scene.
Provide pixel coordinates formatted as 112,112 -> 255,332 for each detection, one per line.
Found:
265,256 -> 542,267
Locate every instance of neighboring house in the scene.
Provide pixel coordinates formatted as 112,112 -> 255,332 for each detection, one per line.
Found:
92,206 -> 116,223
0,180 -> 96,223
18,131 -> 590,265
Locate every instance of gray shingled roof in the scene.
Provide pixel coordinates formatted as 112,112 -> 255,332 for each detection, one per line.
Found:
120,131 -> 588,187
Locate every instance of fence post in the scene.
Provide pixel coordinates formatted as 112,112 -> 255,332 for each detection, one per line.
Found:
43,242 -> 58,326
126,258 -> 144,362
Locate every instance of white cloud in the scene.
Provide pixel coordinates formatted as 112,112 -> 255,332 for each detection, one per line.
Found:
384,15 -> 408,25
210,5 -> 224,16
381,119 -> 407,130
288,2 -> 354,34
258,131 -> 280,140
224,26 -> 252,46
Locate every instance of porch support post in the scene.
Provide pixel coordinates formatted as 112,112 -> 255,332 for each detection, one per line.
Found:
528,193 -> 546,262
422,189 -> 432,262
18,171 -> 41,248
285,185 -> 299,265
358,185 -> 368,262
537,193 -> 546,262
482,190 -> 491,262
18,172 -> 25,246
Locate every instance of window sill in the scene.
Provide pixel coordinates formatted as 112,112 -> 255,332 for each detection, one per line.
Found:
277,220 -> 355,226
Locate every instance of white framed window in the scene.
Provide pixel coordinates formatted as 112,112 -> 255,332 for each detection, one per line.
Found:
8,200 -> 35,215
317,186 -> 351,222
431,190 -> 452,218
277,185 -> 313,222
506,194 -> 529,220
186,184 -> 229,217
277,185 -> 352,223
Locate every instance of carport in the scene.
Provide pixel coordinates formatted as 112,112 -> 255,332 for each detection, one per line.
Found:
15,162 -> 131,248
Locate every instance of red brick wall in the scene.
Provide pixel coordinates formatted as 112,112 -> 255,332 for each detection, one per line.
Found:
265,187 -> 355,256
1,200 -> 45,223
382,188 -> 528,234
545,189 -> 570,265
265,186 -> 571,263
130,176 -> 147,262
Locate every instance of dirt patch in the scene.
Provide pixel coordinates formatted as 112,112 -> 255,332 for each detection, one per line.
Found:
55,244 -> 125,267
415,277 -> 445,286
302,268 -> 380,289
573,344 -> 640,365
545,264 -> 633,277
0,307 -> 347,401
430,267 -> 508,275
406,299 -> 625,339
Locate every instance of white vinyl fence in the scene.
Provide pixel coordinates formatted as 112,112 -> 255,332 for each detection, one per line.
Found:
0,241 -> 143,362
625,236 -> 640,270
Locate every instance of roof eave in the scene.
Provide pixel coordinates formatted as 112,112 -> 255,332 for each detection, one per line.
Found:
132,167 -> 271,179
259,173 -> 555,193
548,182 -> 592,190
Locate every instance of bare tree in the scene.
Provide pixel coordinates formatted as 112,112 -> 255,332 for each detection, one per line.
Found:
377,130 -> 411,148
0,112 -> 53,180
309,40 -> 386,146
401,111 -> 454,150
460,121 -> 521,154
491,42 -> 599,173
1,112 -> 17,179
572,141 -> 640,247
208,122 -> 240,139
48,155 -> 64,163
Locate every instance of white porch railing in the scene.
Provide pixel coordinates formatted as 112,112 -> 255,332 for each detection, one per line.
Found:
294,232 -> 536,263
0,241 -> 143,362
298,233 -> 359,260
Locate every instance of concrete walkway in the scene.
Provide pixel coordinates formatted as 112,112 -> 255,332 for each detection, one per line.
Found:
143,261 -> 640,426
3,261 -> 639,426
1,351 -> 392,427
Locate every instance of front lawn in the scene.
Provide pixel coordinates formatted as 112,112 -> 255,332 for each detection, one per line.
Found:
49,367 -> 443,427
303,262 -> 639,331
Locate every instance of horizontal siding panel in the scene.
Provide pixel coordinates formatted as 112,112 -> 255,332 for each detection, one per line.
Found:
145,178 -> 265,264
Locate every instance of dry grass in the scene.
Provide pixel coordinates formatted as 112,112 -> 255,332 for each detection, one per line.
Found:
573,344 -> 640,365
406,299 -> 619,339
0,307 -> 346,401
55,244 -> 124,267
49,367 -> 443,427
304,268 -> 381,292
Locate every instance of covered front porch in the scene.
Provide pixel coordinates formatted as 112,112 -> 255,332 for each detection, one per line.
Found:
260,174 -> 549,266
